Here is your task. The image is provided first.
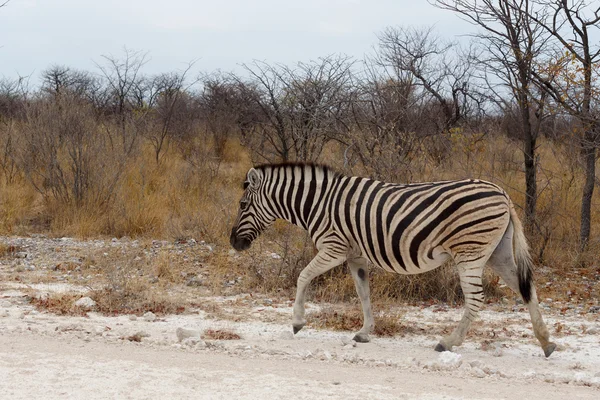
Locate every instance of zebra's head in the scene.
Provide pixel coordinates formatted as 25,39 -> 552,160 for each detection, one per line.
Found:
230,167 -> 275,251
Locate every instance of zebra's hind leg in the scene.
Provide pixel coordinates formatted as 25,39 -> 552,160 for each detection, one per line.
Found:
487,228 -> 556,357
348,257 -> 374,343
435,259 -> 486,352
292,249 -> 346,335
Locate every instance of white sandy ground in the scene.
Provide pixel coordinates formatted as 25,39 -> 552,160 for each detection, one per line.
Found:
1,281 -> 600,399
0,235 -> 599,399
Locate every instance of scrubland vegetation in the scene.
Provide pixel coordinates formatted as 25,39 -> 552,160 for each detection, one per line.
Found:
1,0 -> 599,312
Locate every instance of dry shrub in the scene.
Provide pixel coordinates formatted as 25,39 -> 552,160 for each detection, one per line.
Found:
153,250 -> 181,283
202,329 -> 241,340
310,262 -> 503,307
0,243 -> 22,258
0,181 -> 37,233
29,293 -> 87,316
88,256 -> 185,316
308,307 -> 412,337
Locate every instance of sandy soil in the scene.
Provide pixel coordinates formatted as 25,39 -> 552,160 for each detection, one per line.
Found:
1,235 -> 599,399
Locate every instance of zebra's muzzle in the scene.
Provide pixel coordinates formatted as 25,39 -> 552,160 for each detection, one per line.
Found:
230,230 -> 251,251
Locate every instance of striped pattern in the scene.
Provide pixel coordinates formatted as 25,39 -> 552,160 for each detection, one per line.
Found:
230,163 -> 555,357
233,163 -> 509,274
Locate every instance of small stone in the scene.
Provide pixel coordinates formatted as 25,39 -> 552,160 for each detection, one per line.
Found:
176,327 -> 201,342
0,310 -> 9,318
472,367 -> 487,378
143,311 -> 156,322
25,265 -> 36,271
129,315 -> 137,321
73,297 -> 96,310
15,252 -> 28,259
586,327 -> 598,334
342,343 -> 356,350
588,306 -> 600,314
438,351 -> 462,367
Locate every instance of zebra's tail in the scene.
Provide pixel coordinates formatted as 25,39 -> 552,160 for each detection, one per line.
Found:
509,201 -> 533,304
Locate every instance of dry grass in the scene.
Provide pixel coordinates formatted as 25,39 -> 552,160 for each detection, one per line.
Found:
0,243 -> 23,258
1,122 -> 599,310
29,293 -> 88,316
201,329 -> 241,340
308,307 -> 415,337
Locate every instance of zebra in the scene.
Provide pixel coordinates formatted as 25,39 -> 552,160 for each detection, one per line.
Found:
230,163 -> 556,357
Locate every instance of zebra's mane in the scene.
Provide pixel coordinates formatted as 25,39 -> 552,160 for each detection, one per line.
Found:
253,162 -> 342,179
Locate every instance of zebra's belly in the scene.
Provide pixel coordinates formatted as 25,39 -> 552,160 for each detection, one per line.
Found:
360,244 -> 452,275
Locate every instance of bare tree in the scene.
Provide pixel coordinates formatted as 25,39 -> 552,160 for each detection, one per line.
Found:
41,65 -> 103,104
434,0 -> 552,234
145,63 -> 197,164
347,58 -> 425,181
527,0 -> 600,251
279,55 -> 354,161
376,26 -> 477,134
95,48 -> 149,154
239,55 -> 354,162
0,76 -> 29,120
198,73 -> 252,158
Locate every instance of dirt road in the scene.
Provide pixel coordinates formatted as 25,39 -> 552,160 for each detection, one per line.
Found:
1,235 -> 599,399
1,331 -> 597,400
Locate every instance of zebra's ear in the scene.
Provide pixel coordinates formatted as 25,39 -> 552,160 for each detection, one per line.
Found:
247,168 -> 261,189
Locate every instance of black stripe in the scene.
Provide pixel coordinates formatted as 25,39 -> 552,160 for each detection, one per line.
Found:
431,201 -> 506,244
354,179 -> 375,250
451,226 -> 501,243
385,184 -> 436,232
279,167 -> 291,221
364,181 -> 386,267
391,181 -> 479,270
303,165 -> 316,225
308,171 -> 330,236
294,167 -> 306,229
375,186 -> 397,270
333,177 -> 353,232
270,169 -> 285,219
438,211 -> 507,248
286,167 -> 297,225
410,191 -> 503,268
448,240 -> 488,249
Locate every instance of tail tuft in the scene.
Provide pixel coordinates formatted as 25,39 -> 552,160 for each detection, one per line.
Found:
509,202 -> 533,303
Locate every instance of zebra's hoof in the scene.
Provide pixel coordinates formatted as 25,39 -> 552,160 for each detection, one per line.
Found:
293,323 -> 305,334
544,342 -> 557,358
352,333 -> 371,343
434,342 -> 448,352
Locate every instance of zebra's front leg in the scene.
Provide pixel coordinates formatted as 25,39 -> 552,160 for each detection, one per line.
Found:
292,250 -> 346,334
436,260 -> 486,352
348,257 -> 374,343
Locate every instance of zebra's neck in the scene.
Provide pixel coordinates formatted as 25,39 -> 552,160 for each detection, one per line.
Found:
260,163 -> 341,231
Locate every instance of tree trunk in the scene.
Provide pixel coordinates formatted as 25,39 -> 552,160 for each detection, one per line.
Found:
524,133 -> 537,234
580,133 -> 596,251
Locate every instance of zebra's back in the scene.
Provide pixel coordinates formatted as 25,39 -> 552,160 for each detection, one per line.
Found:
333,177 -> 511,274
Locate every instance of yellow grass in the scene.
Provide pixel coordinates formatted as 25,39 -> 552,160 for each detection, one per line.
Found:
1,126 -> 599,306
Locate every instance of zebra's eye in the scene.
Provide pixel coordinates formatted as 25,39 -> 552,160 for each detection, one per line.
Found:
240,200 -> 249,210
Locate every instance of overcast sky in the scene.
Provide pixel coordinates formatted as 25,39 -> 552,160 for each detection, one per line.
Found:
0,0 -> 472,81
